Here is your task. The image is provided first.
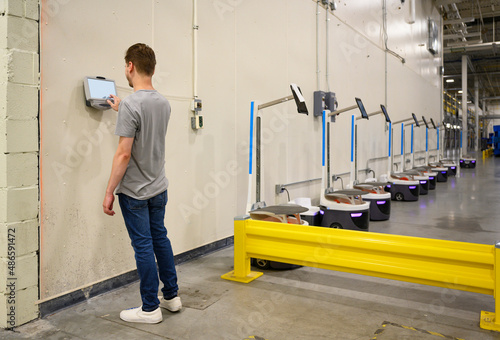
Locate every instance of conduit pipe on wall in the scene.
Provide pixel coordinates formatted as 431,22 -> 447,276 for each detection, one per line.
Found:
193,0 -> 199,98
406,0 -> 416,24
326,6 -> 331,92
316,1 -> 321,91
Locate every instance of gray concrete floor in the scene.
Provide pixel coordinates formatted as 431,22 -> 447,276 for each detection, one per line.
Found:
3,153 -> 500,340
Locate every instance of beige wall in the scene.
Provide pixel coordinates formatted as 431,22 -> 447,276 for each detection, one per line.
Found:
38,0 -> 443,302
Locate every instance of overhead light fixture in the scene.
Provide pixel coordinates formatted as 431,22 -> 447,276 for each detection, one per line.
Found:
446,79 -> 455,83
458,90 -> 463,93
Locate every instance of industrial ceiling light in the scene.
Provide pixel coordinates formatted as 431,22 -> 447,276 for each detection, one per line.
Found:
446,79 -> 455,83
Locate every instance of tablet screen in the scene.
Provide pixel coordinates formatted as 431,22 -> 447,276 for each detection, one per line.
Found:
87,78 -> 116,99
380,105 -> 391,123
355,97 -> 368,119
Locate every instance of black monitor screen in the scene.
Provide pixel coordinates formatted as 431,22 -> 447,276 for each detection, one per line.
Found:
412,113 -> 420,127
355,97 -> 368,120
422,116 -> 429,129
380,105 -> 391,123
430,118 -> 437,129
290,84 -> 309,115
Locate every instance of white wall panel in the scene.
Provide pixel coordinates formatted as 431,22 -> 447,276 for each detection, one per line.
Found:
40,0 -> 443,301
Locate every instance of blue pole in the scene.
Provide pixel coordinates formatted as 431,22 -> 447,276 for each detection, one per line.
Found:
460,130 -> 463,148
437,127 -> 440,151
401,123 -> 404,155
322,111 -> 326,166
388,122 -> 392,157
249,101 -> 254,175
411,124 -> 414,154
426,128 -> 428,152
351,115 -> 354,162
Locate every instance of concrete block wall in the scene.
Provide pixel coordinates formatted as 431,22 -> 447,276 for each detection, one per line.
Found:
0,0 -> 40,329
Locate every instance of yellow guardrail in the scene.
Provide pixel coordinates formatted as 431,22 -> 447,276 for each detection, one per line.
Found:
221,217 -> 500,332
483,149 -> 494,158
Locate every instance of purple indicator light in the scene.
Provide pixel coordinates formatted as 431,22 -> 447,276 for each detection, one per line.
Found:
472,160 -> 476,163
460,160 -> 464,163
409,186 -> 417,189
386,184 -> 391,188
429,176 -> 435,180
441,171 -> 447,174
376,201 -> 386,205
419,180 -> 427,184
319,210 -> 325,215
451,166 -> 456,169
351,213 -> 362,218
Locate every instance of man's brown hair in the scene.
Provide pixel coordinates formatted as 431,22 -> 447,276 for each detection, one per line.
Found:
125,43 -> 156,76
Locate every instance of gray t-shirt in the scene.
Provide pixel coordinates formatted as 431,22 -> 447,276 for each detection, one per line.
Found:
114,90 -> 171,200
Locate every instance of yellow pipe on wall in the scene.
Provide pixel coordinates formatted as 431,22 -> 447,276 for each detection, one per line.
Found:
222,217 -> 500,331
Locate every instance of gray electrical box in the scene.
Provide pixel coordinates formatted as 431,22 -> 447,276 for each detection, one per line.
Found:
313,91 -> 326,117
325,92 -> 337,112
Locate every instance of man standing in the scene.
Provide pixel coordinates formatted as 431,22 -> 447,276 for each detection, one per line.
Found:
103,43 -> 181,324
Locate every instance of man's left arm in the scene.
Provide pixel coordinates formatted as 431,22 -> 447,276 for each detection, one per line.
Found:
103,136 -> 134,216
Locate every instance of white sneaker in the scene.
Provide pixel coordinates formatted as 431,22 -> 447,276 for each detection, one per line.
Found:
159,296 -> 182,312
119,306 -> 162,324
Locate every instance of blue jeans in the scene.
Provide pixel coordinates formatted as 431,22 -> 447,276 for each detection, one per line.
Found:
118,190 -> 178,312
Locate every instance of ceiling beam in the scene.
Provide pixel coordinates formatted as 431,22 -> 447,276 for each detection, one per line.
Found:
444,32 -> 482,40
435,0 -> 465,6
444,17 -> 476,25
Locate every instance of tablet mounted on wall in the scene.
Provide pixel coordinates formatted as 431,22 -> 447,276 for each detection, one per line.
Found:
422,116 -> 429,129
430,118 -> 437,129
380,105 -> 391,123
355,97 -> 368,120
412,113 -> 420,127
83,76 -> 117,110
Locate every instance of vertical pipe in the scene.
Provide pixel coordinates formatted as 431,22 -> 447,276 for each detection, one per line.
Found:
462,55 -> 468,157
327,121 -> 331,188
316,1 -> 320,91
355,125 -> 358,182
350,115 -> 355,185
193,0 -> 198,98
401,123 -> 404,171
475,77 -> 479,152
437,127 -> 440,161
426,127 -> 429,164
246,102 -> 255,211
322,111 -> 326,192
482,90 -> 487,140
322,111 -> 326,167
256,116 -> 261,203
411,124 -> 414,168
326,5 -> 331,92
388,122 -> 392,174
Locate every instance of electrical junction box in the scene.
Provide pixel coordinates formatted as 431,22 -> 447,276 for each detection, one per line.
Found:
314,91 -> 337,122
325,92 -> 337,112
191,98 -> 202,113
191,115 -> 203,130
313,91 -> 326,117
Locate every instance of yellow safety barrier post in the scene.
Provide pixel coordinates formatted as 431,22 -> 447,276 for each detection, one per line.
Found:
480,242 -> 500,331
221,216 -> 263,283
